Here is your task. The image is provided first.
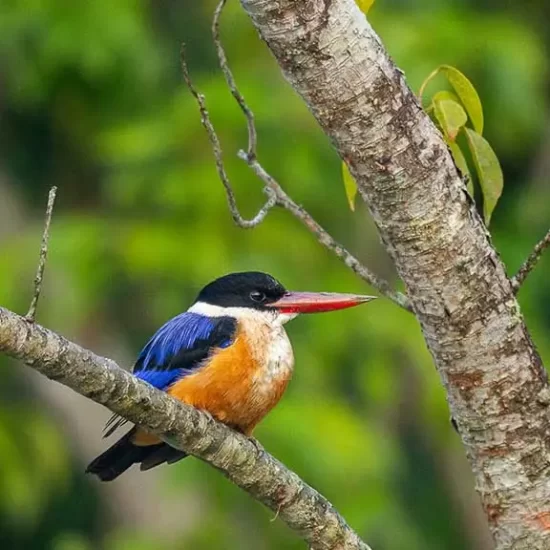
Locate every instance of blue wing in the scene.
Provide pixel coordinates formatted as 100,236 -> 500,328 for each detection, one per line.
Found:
103,312 -> 236,437
134,312 -> 217,388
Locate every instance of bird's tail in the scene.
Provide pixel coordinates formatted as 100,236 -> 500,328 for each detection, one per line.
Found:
86,430 -> 147,481
86,429 -> 187,481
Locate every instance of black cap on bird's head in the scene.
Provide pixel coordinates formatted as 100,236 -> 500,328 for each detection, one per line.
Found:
195,271 -> 376,314
196,272 -> 286,309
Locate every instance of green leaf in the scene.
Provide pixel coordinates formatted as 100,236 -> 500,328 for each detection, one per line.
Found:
342,162 -> 357,211
431,90 -> 460,103
356,0 -> 375,13
418,67 -> 440,102
447,140 -> 473,196
441,65 -> 484,134
464,128 -> 503,224
433,93 -> 467,141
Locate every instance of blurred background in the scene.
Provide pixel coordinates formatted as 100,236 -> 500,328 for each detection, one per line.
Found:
0,1 -> 549,549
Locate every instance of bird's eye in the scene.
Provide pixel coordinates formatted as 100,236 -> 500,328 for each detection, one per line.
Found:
250,291 -> 266,303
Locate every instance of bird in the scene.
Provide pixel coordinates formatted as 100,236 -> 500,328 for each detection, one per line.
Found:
86,271 -> 375,481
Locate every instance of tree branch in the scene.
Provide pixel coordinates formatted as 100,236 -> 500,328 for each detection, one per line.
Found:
236,1 -> 550,548
26,186 -> 57,322
511,228 -> 550,292
180,0 -> 412,312
0,306 -> 372,550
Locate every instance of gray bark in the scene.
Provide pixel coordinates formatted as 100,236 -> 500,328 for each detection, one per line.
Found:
0,306 -> 371,550
238,1 -> 550,548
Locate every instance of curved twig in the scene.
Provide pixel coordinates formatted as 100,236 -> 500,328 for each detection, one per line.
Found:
213,0 -> 257,160
180,45 -> 276,228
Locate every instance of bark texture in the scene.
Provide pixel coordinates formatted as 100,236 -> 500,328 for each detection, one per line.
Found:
0,306 -> 371,550
238,1 -> 550,548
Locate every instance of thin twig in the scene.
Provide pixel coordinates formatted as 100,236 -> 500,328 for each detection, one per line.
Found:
180,44 -> 276,228
203,0 -> 413,312
213,0 -> 257,160
511,228 -> 550,292
26,186 -> 57,322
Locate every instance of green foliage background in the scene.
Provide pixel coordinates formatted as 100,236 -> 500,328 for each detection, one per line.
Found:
0,1 -> 549,549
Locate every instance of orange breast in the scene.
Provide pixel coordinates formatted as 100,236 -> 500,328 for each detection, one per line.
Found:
167,329 -> 290,435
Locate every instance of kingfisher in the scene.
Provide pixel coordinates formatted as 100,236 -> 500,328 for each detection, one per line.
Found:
86,271 -> 375,481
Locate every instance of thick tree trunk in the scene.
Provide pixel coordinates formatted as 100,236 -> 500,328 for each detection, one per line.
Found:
239,1 -> 550,548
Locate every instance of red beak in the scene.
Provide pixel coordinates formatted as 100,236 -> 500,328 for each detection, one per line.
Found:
271,291 -> 376,314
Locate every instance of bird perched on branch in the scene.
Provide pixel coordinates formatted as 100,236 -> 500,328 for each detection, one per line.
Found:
86,271 -> 375,481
